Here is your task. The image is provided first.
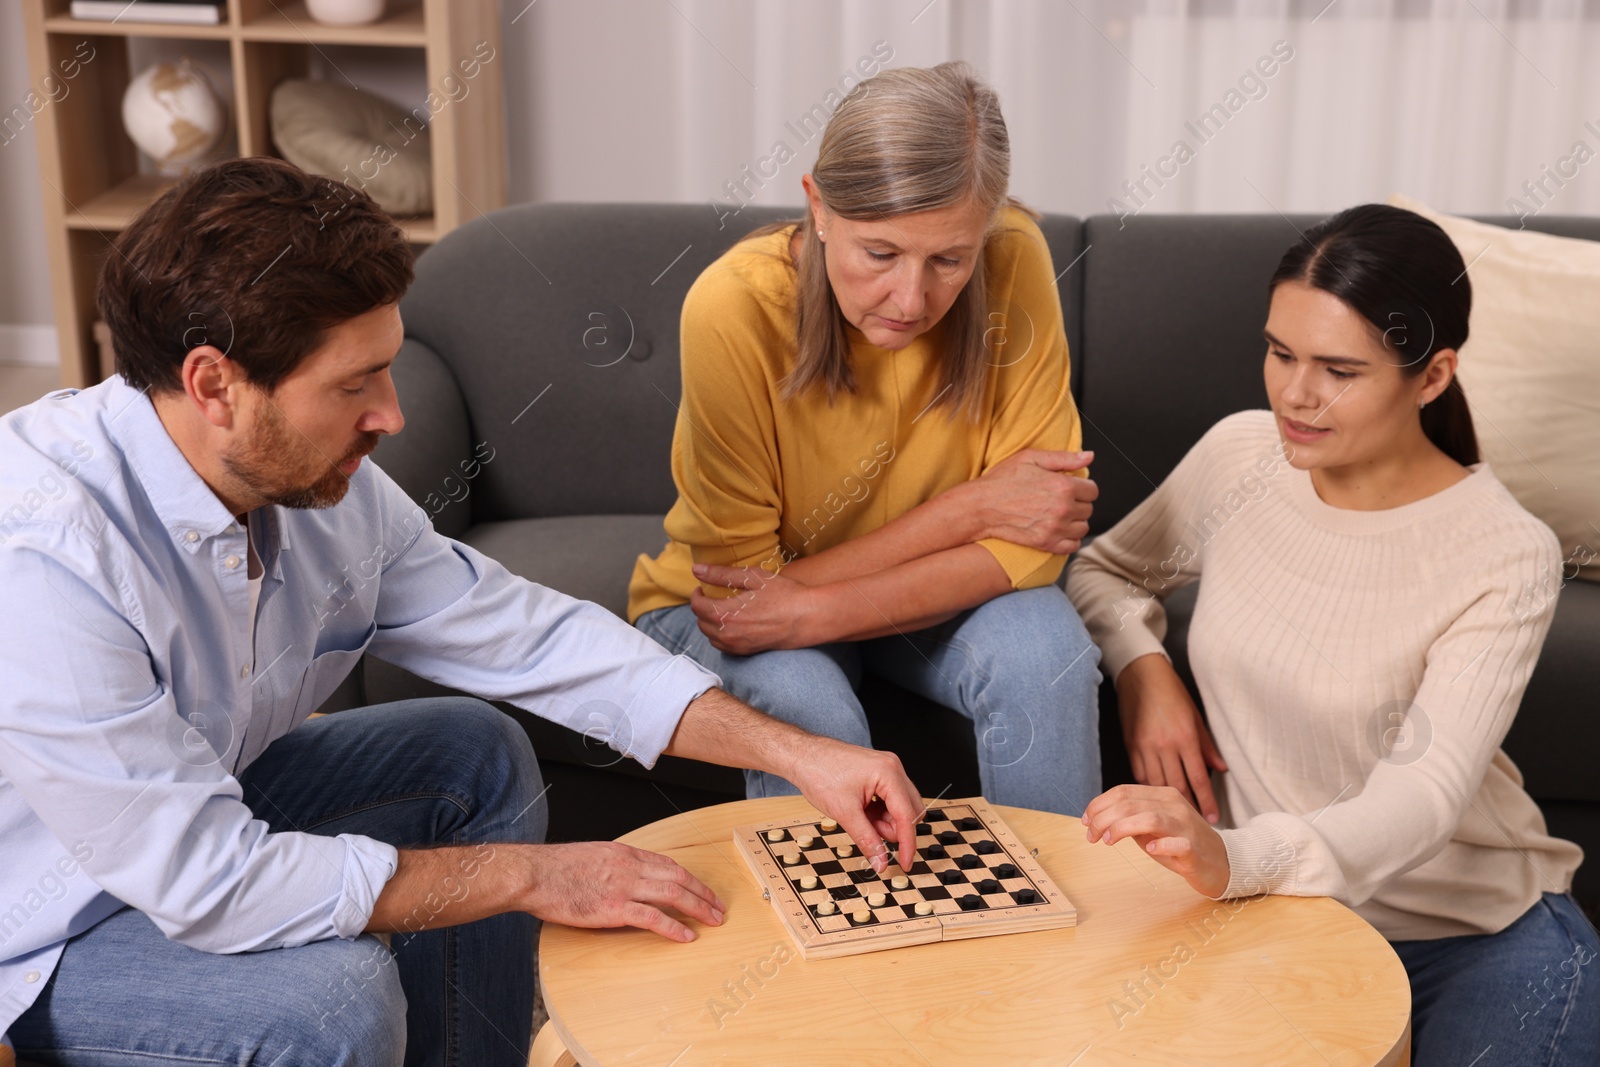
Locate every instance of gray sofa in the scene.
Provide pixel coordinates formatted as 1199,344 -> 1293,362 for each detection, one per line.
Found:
324,203 -> 1600,918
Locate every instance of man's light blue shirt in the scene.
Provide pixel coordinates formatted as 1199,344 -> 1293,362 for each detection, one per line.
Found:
0,376 -> 720,1043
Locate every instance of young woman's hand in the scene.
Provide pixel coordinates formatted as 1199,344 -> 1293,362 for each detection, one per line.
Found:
1116,653 -> 1228,823
961,449 -> 1097,555
689,563 -> 819,654
1082,784 -> 1231,898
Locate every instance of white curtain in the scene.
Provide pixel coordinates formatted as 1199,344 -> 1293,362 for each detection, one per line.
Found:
1121,1 -> 1600,218
505,0 -> 1600,219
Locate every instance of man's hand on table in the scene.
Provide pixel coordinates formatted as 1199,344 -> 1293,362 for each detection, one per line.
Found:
1081,784 -> 1232,898
368,840 -> 725,944
520,841 -> 725,943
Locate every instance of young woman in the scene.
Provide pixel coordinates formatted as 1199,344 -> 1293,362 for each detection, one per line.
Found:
1069,204 -> 1595,1063
628,62 -> 1102,815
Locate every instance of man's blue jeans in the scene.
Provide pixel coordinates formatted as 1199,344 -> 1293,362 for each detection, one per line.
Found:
638,585 -> 1103,816
1393,891 -> 1600,1066
10,698 -> 547,1067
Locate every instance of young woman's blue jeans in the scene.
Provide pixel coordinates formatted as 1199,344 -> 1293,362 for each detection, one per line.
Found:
1392,891 -> 1600,1066
637,585 -> 1103,816
9,698 -> 548,1067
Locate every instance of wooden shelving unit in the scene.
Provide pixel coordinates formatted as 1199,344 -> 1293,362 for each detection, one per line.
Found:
21,0 -> 504,387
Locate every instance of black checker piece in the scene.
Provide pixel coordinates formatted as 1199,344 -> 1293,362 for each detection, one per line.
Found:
956,895 -> 986,911
937,830 -> 962,845
996,863 -> 1019,879
974,839 -> 1000,855
1013,888 -> 1040,904
938,869 -> 964,885
956,854 -> 983,870
957,817 -> 982,831
924,844 -> 947,859
977,878 -> 1001,894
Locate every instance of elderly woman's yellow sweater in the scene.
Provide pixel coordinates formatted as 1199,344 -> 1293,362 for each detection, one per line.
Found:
628,205 -> 1083,622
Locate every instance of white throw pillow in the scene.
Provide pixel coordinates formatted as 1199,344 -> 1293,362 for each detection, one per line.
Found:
1389,194 -> 1600,583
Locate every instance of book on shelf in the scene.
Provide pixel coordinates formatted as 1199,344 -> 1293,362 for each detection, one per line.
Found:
69,1 -> 224,24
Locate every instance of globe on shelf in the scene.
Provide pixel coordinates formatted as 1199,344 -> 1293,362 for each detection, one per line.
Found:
121,59 -> 227,175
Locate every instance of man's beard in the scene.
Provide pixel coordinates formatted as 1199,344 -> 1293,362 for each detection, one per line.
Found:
222,396 -> 378,510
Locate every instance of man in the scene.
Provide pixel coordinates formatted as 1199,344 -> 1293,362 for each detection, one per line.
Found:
0,158 -> 922,1066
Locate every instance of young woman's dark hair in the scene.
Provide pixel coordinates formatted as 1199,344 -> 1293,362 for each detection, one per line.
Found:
1269,203 -> 1479,466
99,156 -> 414,395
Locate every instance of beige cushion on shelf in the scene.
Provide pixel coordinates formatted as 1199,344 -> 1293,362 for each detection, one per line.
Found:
1389,194 -> 1600,582
269,78 -> 432,216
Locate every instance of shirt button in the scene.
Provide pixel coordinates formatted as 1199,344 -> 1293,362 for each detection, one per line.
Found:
184,530 -> 199,543
226,524 -> 238,535
225,555 -> 240,569
24,970 -> 39,983
240,665 -> 250,679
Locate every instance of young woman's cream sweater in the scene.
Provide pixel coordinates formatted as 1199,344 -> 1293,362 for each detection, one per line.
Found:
1066,410 -> 1582,940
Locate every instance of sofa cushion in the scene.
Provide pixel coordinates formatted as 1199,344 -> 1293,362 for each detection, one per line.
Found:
1503,579 -> 1600,805
399,204 -> 797,523
1032,212 -> 1087,401
462,514 -> 669,620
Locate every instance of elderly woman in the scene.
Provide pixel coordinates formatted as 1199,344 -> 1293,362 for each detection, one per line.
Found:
629,62 -> 1102,815
1072,204 -> 1596,1065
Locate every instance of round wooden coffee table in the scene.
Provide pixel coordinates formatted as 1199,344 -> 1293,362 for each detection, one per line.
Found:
532,798 -> 1410,1066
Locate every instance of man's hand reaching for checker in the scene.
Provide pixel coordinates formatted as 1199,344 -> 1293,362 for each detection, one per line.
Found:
663,688 -> 924,878
781,735 -> 923,876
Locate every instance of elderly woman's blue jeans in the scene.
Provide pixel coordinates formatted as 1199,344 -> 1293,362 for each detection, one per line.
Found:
637,585 -> 1103,816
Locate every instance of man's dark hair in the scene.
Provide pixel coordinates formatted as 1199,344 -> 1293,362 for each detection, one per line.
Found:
99,156 -> 415,394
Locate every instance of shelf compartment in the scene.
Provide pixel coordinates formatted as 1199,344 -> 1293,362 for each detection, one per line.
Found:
238,1 -> 426,46
44,34 -> 139,209
234,38 -> 308,156
23,0 -> 492,388
62,172 -> 176,231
